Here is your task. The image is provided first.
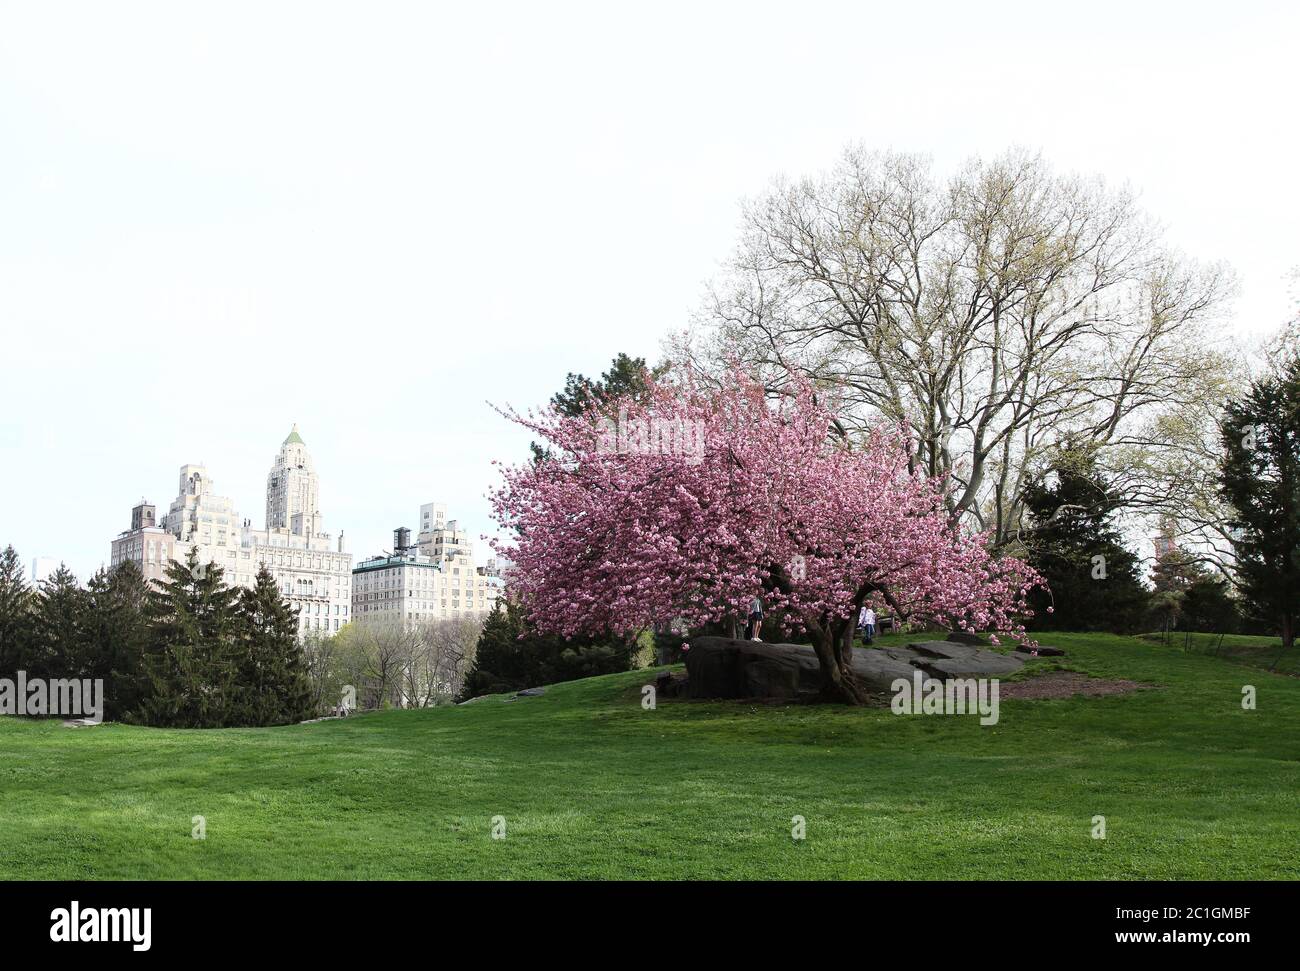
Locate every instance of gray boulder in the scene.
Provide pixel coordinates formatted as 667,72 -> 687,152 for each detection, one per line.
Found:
1015,644 -> 1066,657
909,640 -> 981,661
920,653 -> 1025,677
946,630 -> 991,646
687,637 -> 925,699
908,640 -> 1025,675
878,646 -> 923,663
686,638 -> 824,700
654,670 -> 690,698
849,649 -> 920,691
504,686 -> 548,701
682,635 -> 1025,701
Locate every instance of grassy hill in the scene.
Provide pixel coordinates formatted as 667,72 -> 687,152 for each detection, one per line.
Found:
1136,631 -> 1299,676
2,631 -> 1298,880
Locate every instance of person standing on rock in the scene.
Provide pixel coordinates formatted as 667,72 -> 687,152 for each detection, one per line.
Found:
860,604 -> 877,644
748,594 -> 764,641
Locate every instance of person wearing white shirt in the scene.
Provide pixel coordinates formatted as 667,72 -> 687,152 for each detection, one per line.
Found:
859,605 -> 877,644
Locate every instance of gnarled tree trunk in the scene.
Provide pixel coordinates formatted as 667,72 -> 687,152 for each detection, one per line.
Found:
808,615 -> 870,705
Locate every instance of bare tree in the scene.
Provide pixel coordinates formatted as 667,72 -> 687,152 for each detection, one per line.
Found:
316,619 -> 483,711
400,617 -> 481,707
350,620 -> 419,710
1122,270 -> 1300,585
694,147 -> 1235,546
300,629 -> 342,716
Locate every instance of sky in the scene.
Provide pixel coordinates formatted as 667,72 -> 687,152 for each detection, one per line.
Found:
1,0 -> 1297,582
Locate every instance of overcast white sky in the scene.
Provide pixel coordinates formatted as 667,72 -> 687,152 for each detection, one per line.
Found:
2,0 -> 1297,582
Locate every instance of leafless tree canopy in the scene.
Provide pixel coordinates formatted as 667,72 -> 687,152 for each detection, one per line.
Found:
400,617 -> 481,708
301,629 -> 348,715
302,619 -> 482,713
697,147 -> 1236,546
339,618 -> 481,709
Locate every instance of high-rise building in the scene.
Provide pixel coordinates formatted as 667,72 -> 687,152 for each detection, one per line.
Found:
353,502 -> 501,624
112,471 -> 241,585
418,514 -> 471,563
265,424 -> 323,539
242,427 -> 352,635
161,465 -> 244,571
110,499 -> 178,584
418,502 -> 447,540
1152,518 -> 1178,558
131,501 -> 157,531
481,556 -> 512,581
109,427 -> 353,635
29,556 -> 60,586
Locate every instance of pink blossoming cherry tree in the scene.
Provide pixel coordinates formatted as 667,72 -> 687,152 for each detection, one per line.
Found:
490,365 -> 1043,704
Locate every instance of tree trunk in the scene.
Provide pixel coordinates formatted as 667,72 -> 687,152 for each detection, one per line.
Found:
810,628 -> 870,705
1268,614 -> 1293,672
838,616 -> 857,684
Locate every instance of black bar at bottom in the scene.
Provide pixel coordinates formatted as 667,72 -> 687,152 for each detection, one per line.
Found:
0,880 -> 1289,957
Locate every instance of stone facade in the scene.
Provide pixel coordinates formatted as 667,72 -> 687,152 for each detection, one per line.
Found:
266,424 -> 323,540
352,502 -> 501,625
109,427 -> 352,635
109,500 -> 177,585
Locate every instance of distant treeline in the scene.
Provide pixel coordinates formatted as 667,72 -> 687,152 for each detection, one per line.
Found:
0,546 -> 311,727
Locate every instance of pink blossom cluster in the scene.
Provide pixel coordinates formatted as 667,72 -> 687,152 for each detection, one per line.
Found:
489,364 -> 1043,647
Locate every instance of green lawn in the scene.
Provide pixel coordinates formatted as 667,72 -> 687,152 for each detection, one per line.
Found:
1137,630 -> 1298,676
2,631 -> 1298,879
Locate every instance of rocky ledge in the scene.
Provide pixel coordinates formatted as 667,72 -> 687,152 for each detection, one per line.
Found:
682,635 -> 1049,701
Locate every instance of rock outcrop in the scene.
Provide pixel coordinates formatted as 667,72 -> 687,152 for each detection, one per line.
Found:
907,640 -> 1025,677
1015,644 -> 1066,657
685,635 -> 1026,700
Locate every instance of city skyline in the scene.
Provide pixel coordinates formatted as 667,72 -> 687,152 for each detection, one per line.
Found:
111,425 -> 355,635
26,420 -> 509,584
104,424 -> 503,632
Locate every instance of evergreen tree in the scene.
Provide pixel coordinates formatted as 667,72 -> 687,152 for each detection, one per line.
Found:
84,561 -> 151,720
1219,354 -> 1300,651
458,598 -> 635,700
1149,547 -> 1202,633
0,545 -> 33,674
1180,574 -> 1240,635
531,353 -> 668,463
653,625 -> 690,665
459,599 -> 533,697
233,566 -> 313,726
1150,547 -> 1202,596
1147,546 -> 1241,635
550,353 -> 668,418
138,549 -> 241,727
29,565 -> 88,681
1021,452 -> 1149,632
